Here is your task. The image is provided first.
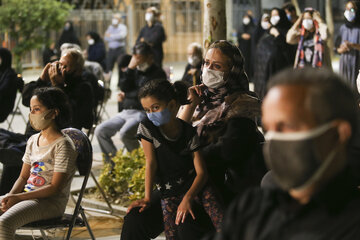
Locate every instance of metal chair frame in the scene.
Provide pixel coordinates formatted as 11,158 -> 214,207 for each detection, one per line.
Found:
19,128 -> 95,240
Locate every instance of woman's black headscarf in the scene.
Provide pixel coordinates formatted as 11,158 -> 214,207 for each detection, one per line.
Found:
345,1 -> 360,28
86,31 -> 103,44
0,48 -> 12,71
271,8 -> 292,36
57,21 -> 81,48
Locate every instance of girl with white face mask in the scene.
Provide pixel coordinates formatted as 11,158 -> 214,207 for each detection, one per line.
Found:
179,40 -> 266,206
335,1 -> 360,89
287,8 -> 331,69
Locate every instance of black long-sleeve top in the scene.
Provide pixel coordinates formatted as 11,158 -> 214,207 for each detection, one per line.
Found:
136,22 -> 166,66
119,64 -> 166,110
210,169 -> 360,240
0,68 -> 19,123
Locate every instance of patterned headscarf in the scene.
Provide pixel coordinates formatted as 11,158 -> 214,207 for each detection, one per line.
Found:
294,10 -> 324,68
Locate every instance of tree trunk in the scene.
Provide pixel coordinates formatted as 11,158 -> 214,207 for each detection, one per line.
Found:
325,0 -> 334,60
291,0 -> 301,16
203,0 -> 226,49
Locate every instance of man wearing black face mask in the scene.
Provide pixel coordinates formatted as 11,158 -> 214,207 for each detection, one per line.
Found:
209,68 -> 360,240
22,49 -> 95,132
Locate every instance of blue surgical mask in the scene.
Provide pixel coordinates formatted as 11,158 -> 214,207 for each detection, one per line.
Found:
147,108 -> 171,126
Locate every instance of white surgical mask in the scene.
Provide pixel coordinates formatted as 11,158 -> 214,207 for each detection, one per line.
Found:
344,10 -> 356,22
145,12 -> 154,22
302,19 -> 314,30
243,17 -> 251,25
270,15 -> 280,26
202,68 -> 226,89
112,18 -> 119,25
137,62 -> 150,72
88,39 -> 95,45
261,21 -> 270,30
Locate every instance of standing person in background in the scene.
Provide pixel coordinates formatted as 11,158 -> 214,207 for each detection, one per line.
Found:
104,13 -> 127,79
335,1 -> 360,89
85,31 -> 107,71
252,7 -> 294,100
56,21 -> 81,49
181,42 -> 202,87
287,8 -> 331,69
283,2 -> 299,24
136,7 -> 166,67
237,13 -> 256,79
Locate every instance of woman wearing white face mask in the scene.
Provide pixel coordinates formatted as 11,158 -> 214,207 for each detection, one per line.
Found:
136,6 -> 166,67
287,8 -> 331,69
335,1 -> 360,89
85,31 -> 106,70
237,13 -> 256,79
252,8 -> 295,100
179,40 -> 267,206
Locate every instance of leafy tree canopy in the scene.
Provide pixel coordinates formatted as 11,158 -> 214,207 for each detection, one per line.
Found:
0,0 -> 73,71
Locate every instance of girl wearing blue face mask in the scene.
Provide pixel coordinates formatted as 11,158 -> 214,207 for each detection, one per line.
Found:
127,79 -> 223,240
335,1 -> 360,89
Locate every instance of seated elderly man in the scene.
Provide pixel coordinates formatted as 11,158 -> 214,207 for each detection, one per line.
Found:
210,67 -> 360,240
181,42 -> 202,87
22,49 -> 95,132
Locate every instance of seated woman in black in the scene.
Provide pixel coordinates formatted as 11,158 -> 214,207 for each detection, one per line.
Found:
121,40 -> 267,240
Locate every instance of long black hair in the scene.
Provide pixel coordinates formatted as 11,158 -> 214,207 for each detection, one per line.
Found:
138,79 -> 190,106
32,87 -> 72,130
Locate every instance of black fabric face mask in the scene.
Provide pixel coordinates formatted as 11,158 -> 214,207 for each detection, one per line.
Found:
263,122 -> 343,190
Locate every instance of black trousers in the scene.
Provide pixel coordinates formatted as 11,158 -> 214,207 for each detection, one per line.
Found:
120,190 -> 215,240
106,47 -> 125,73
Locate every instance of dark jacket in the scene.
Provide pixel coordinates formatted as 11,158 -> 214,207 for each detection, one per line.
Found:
87,42 -> 106,70
0,68 -> 21,123
119,64 -> 167,110
136,22 -> 166,66
209,169 -> 360,240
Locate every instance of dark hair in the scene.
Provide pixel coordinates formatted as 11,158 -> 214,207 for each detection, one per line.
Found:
86,31 -> 102,43
0,47 -> 12,70
206,40 -> 249,92
268,68 -> 358,137
282,2 -> 296,12
32,87 -> 72,129
138,79 -> 190,105
118,54 -> 132,68
133,41 -> 153,56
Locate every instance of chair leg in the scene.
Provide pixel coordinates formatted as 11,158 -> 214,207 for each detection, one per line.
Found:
88,171 -> 114,214
80,208 -> 96,240
40,229 -> 49,240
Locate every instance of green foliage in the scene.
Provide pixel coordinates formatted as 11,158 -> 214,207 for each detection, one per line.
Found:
98,148 -> 146,204
0,0 -> 72,72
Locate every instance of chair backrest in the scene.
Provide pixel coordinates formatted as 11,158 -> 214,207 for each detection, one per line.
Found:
61,128 -> 92,176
